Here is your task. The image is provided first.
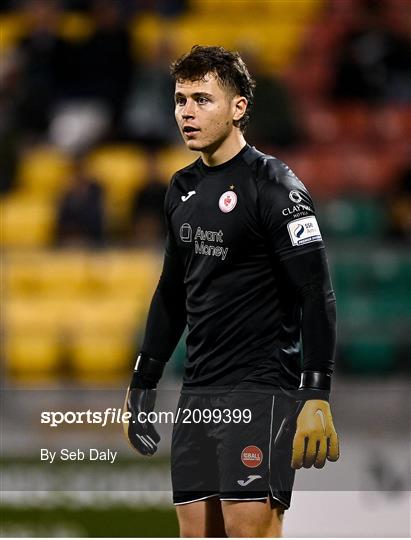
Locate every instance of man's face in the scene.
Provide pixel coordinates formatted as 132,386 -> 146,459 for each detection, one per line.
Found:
174,73 -> 238,153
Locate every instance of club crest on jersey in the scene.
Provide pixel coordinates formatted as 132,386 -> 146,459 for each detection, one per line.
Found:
241,445 -> 263,468
219,190 -> 237,213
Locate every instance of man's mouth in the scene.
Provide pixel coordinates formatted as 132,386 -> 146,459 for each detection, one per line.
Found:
183,126 -> 200,134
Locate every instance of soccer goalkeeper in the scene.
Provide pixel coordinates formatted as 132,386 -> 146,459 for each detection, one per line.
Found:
124,45 -> 339,538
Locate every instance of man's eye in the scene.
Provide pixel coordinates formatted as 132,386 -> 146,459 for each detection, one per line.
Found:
197,97 -> 209,104
176,98 -> 186,105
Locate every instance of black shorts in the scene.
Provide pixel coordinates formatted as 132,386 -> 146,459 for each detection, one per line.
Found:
171,390 -> 298,508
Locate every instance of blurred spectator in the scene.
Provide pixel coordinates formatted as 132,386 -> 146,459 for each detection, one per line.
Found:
0,50 -> 20,193
332,0 -> 411,103
18,0 -> 75,134
55,160 -> 106,247
48,0 -> 133,152
234,47 -> 299,148
131,158 -> 167,246
79,0 -> 133,121
387,164 -> 411,244
49,100 -> 111,154
133,0 -> 187,17
123,38 -> 177,147
0,0 -> 20,11
247,73 -> 300,148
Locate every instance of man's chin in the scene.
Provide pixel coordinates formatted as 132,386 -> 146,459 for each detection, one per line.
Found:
184,138 -> 205,152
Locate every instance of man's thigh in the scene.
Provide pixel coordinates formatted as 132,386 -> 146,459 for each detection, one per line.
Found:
176,496 -> 226,538
221,498 -> 285,538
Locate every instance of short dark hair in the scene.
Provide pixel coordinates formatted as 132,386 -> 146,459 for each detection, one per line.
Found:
170,45 -> 256,131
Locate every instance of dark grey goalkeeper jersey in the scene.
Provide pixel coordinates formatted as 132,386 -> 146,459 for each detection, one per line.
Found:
155,144 -> 329,391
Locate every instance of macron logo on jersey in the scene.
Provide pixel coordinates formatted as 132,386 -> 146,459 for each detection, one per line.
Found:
181,191 -> 196,202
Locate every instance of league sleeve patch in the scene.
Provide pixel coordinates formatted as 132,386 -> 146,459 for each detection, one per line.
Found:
287,216 -> 322,246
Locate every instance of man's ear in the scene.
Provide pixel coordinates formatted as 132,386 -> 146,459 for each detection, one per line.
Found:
232,96 -> 248,123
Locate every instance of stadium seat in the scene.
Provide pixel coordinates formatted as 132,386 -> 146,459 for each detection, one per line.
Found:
157,146 -> 197,184
342,334 -> 397,373
319,198 -> 386,238
189,0 -> 324,23
0,13 -> 27,53
59,12 -> 94,41
302,104 -> 371,144
6,297 -> 64,332
68,297 -> 145,334
288,148 -> 347,198
131,12 -> 306,72
71,330 -> 136,383
80,250 -> 161,301
16,146 -> 73,198
369,252 -> 411,297
5,251 -> 88,297
84,145 -> 149,226
168,17 -> 303,71
5,331 -> 62,381
343,149 -> 399,193
1,193 -> 56,247
373,105 -> 411,143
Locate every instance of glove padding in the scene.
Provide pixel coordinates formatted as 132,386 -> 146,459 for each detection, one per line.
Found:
291,399 -> 339,469
123,386 -> 161,456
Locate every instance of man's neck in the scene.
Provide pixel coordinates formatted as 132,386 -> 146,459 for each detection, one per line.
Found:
201,131 -> 247,167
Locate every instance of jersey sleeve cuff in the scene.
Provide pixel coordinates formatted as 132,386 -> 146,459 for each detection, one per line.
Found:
298,371 -> 331,401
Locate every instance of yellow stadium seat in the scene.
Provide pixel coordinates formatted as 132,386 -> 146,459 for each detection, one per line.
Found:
264,0 -> 324,21
1,193 -> 55,247
59,12 -> 94,41
4,250 -> 87,297
6,297 -> 67,333
189,0 -> 323,22
85,145 -> 148,198
3,248 -> 162,383
168,16 -> 303,72
157,146 -> 197,184
85,145 -> 149,226
84,251 -> 162,302
71,330 -> 135,382
129,13 -> 166,60
5,250 -> 161,300
5,331 -> 62,381
6,294 -> 144,337
17,146 -> 73,198
131,9 -> 312,71
33,251 -> 88,297
0,13 -> 27,54
67,297 -> 145,334
3,251 -> 40,296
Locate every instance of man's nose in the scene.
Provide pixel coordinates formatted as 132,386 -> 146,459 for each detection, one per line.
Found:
182,100 -> 195,119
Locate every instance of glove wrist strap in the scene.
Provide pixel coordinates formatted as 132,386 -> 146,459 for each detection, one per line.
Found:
131,353 -> 166,389
298,371 -> 331,401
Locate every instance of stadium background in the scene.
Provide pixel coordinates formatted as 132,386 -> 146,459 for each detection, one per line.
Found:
1,0 -> 410,537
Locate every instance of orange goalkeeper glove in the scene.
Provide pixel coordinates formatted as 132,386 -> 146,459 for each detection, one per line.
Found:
291,399 -> 339,469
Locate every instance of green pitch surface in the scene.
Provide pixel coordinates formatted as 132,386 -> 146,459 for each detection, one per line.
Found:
1,457 -> 179,537
0,507 -> 179,537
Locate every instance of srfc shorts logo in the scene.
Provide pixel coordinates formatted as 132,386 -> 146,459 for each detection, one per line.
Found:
241,445 -> 263,468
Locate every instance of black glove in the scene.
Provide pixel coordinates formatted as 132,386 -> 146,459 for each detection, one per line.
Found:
123,353 -> 166,456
